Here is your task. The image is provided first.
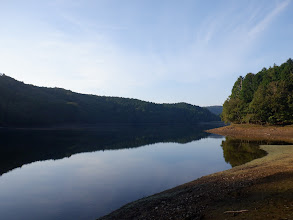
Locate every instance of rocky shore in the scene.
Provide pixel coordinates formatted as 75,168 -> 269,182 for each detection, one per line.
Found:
99,125 -> 293,220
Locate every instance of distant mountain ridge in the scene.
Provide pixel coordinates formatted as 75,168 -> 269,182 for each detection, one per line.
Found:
205,105 -> 223,116
0,74 -> 219,127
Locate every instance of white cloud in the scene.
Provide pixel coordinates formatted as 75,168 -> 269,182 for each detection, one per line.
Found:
248,0 -> 290,37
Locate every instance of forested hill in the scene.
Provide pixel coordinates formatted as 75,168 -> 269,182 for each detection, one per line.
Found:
222,58 -> 293,125
0,74 -> 219,127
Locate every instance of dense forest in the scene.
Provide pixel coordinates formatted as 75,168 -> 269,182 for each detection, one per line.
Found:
0,74 -> 219,127
222,59 -> 293,125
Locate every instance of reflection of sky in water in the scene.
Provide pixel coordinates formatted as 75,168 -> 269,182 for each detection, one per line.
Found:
0,136 -> 230,220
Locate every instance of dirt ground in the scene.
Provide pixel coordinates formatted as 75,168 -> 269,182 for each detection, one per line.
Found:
99,125 -> 293,220
206,124 -> 293,142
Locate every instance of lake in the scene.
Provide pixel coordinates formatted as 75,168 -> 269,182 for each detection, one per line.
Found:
0,123 -> 269,219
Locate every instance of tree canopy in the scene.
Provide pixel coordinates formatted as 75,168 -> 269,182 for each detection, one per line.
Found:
222,59 -> 293,125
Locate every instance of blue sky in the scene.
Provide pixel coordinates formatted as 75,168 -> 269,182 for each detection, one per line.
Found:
0,0 -> 292,106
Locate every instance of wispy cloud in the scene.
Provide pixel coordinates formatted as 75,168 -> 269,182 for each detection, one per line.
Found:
248,0 -> 290,37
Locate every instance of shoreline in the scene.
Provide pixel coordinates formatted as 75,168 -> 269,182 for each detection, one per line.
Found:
0,121 -> 224,131
99,125 -> 293,220
206,124 -> 293,142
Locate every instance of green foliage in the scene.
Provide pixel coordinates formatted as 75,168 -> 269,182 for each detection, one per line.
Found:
222,97 -> 246,123
222,59 -> 293,125
0,75 -> 219,127
231,76 -> 243,99
240,73 -> 257,103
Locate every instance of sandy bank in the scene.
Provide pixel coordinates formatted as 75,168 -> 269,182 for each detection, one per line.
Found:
99,139 -> 293,219
206,124 -> 293,141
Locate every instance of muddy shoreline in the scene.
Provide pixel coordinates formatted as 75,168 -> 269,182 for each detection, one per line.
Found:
99,125 -> 293,220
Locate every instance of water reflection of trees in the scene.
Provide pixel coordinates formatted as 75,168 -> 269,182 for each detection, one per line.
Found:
221,137 -> 291,167
0,123 -> 223,176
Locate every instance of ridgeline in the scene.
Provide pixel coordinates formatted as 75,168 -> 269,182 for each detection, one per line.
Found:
0,74 -> 219,127
205,105 -> 223,116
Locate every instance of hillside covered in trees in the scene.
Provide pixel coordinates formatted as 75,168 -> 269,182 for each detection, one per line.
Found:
0,74 -> 219,127
222,59 -> 293,125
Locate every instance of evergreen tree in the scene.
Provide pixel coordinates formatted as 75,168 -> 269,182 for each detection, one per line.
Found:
222,58 -> 293,125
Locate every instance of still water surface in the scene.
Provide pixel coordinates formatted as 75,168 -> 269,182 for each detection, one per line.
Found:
0,124 -> 267,219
